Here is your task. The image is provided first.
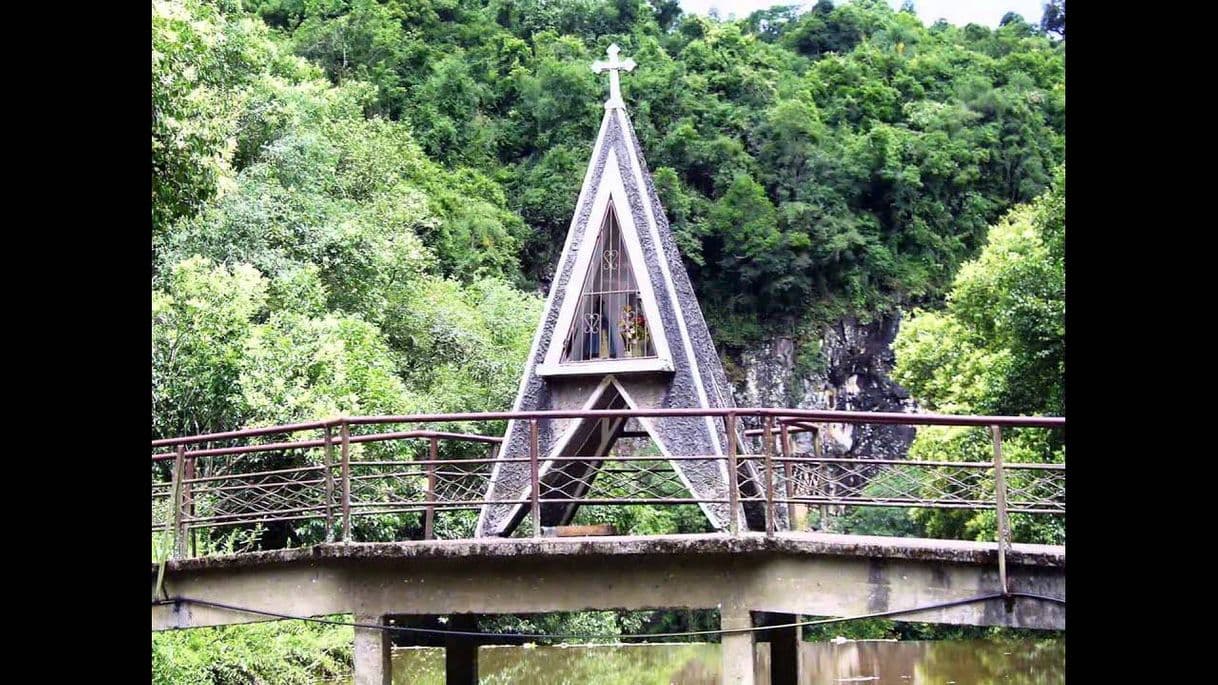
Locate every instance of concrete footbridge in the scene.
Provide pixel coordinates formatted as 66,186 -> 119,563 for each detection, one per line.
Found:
151,406 -> 1065,685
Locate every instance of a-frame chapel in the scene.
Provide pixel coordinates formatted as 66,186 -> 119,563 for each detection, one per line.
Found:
477,45 -> 786,537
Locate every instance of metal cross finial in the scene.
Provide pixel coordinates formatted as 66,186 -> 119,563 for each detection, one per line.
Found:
591,43 -> 636,109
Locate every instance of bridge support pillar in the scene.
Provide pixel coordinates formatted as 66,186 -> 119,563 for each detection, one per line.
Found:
354,613 -> 392,685
445,614 -> 479,685
755,612 -> 801,685
720,607 -> 755,685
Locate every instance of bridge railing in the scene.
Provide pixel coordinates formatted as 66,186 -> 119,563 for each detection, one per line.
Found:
151,409 -> 1064,587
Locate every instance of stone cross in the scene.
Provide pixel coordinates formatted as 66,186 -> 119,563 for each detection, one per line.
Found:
591,43 -> 636,109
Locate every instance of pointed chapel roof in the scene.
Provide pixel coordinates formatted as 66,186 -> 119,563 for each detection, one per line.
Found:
474,45 -> 750,537
527,43 -> 733,404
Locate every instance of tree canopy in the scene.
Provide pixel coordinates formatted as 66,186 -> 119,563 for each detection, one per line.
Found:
893,166 -> 1064,544
164,0 -> 1066,337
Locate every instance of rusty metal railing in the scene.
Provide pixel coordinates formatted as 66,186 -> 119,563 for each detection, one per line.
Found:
151,408 -> 1064,589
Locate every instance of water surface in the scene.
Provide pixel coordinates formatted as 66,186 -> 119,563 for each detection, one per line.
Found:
337,638 -> 1063,684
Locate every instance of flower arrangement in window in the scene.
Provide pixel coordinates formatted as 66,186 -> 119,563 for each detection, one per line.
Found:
618,304 -> 648,357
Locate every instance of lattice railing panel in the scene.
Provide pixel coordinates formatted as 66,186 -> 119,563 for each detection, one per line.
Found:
432,461 -> 494,505
781,459 -> 993,507
348,461 -> 425,508
152,477 -> 173,533
1004,465 -> 1066,513
736,456 -> 773,503
568,459 -> 692,502
188,464 -> 329,525
533,458 -> 703,504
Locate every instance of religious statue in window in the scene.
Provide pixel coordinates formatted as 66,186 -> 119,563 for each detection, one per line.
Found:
560,203 -> 657,362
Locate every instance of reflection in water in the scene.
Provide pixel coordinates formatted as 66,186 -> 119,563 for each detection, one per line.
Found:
787,639 -> 1065,684
336,639 -> 1063,684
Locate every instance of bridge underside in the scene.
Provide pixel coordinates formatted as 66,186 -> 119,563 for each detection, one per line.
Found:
153,532 -> 1063,632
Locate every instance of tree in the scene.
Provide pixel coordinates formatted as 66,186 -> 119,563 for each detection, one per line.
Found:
152,257 -> 267,439
153,0 -> 1069,668
152,0 -> 266,232
999,12 -> 1025,27
1041,0 -> 1065,38
150,2 -> 542,551
702,173 -> 812,318
651,0 -> 682,32
893,167 -> 1064,544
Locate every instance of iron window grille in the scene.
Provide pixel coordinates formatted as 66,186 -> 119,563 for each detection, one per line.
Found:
560,202 -> 657,363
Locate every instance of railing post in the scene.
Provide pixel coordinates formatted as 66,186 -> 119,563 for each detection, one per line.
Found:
341,421 -> 352,544
529,419 -> 541,539
323,426 -> 335,543
992,424 -> 1011,602
726,413 -> 740,536
171,445 -> 187,559
780,421 -> 795,529
425,436 -> 438,540
764,415 -> 775,538
813,425 -> 828,529
184,455 -> 196,557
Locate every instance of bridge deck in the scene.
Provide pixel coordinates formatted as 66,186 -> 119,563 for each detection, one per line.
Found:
153,532 -> 1064,574
153,531 -> 1064,636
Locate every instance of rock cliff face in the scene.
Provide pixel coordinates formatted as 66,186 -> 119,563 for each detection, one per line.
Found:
732,313 -> 917,461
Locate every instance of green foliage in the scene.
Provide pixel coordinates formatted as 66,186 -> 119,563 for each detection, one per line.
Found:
387,277 -> 541,414
477,611 -> 644,645
894,169 -> 1064,418
235,0 -> 1064,341
151,618 -> 353,685
893,169 -> 1064,544
835,502 -> 924,538
574,501 -> 713,536
152,0 -> 247,232
151,0 -> 543,436
571,443 -> 714,536
150,0 -> 542,569
152,257 -> 268,438
240,310 -> 419,422
800,616 -> 1056,642
1041,0 -> 1065,39
701,172 -> 813,316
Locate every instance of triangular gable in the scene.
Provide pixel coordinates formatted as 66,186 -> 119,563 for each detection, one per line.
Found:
490,373 -> 733,535
538,149 -> 673,376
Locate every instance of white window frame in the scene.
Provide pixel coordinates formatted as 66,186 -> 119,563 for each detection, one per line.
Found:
537,149 -> 673,377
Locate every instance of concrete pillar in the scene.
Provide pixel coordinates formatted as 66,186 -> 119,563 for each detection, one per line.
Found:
445,613 -> 479,685
720,607 -> 755,685
759,612 -> 801,685
354,612 -> 392,685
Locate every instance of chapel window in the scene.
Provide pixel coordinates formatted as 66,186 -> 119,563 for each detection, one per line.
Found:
560,203 -> 657,363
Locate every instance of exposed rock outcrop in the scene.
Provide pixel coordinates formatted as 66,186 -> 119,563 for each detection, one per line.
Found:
733,313 -> 918,461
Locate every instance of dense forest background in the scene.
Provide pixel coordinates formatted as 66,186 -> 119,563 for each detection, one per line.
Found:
152,0 -> 1064,680
153,0 -> 1064,432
